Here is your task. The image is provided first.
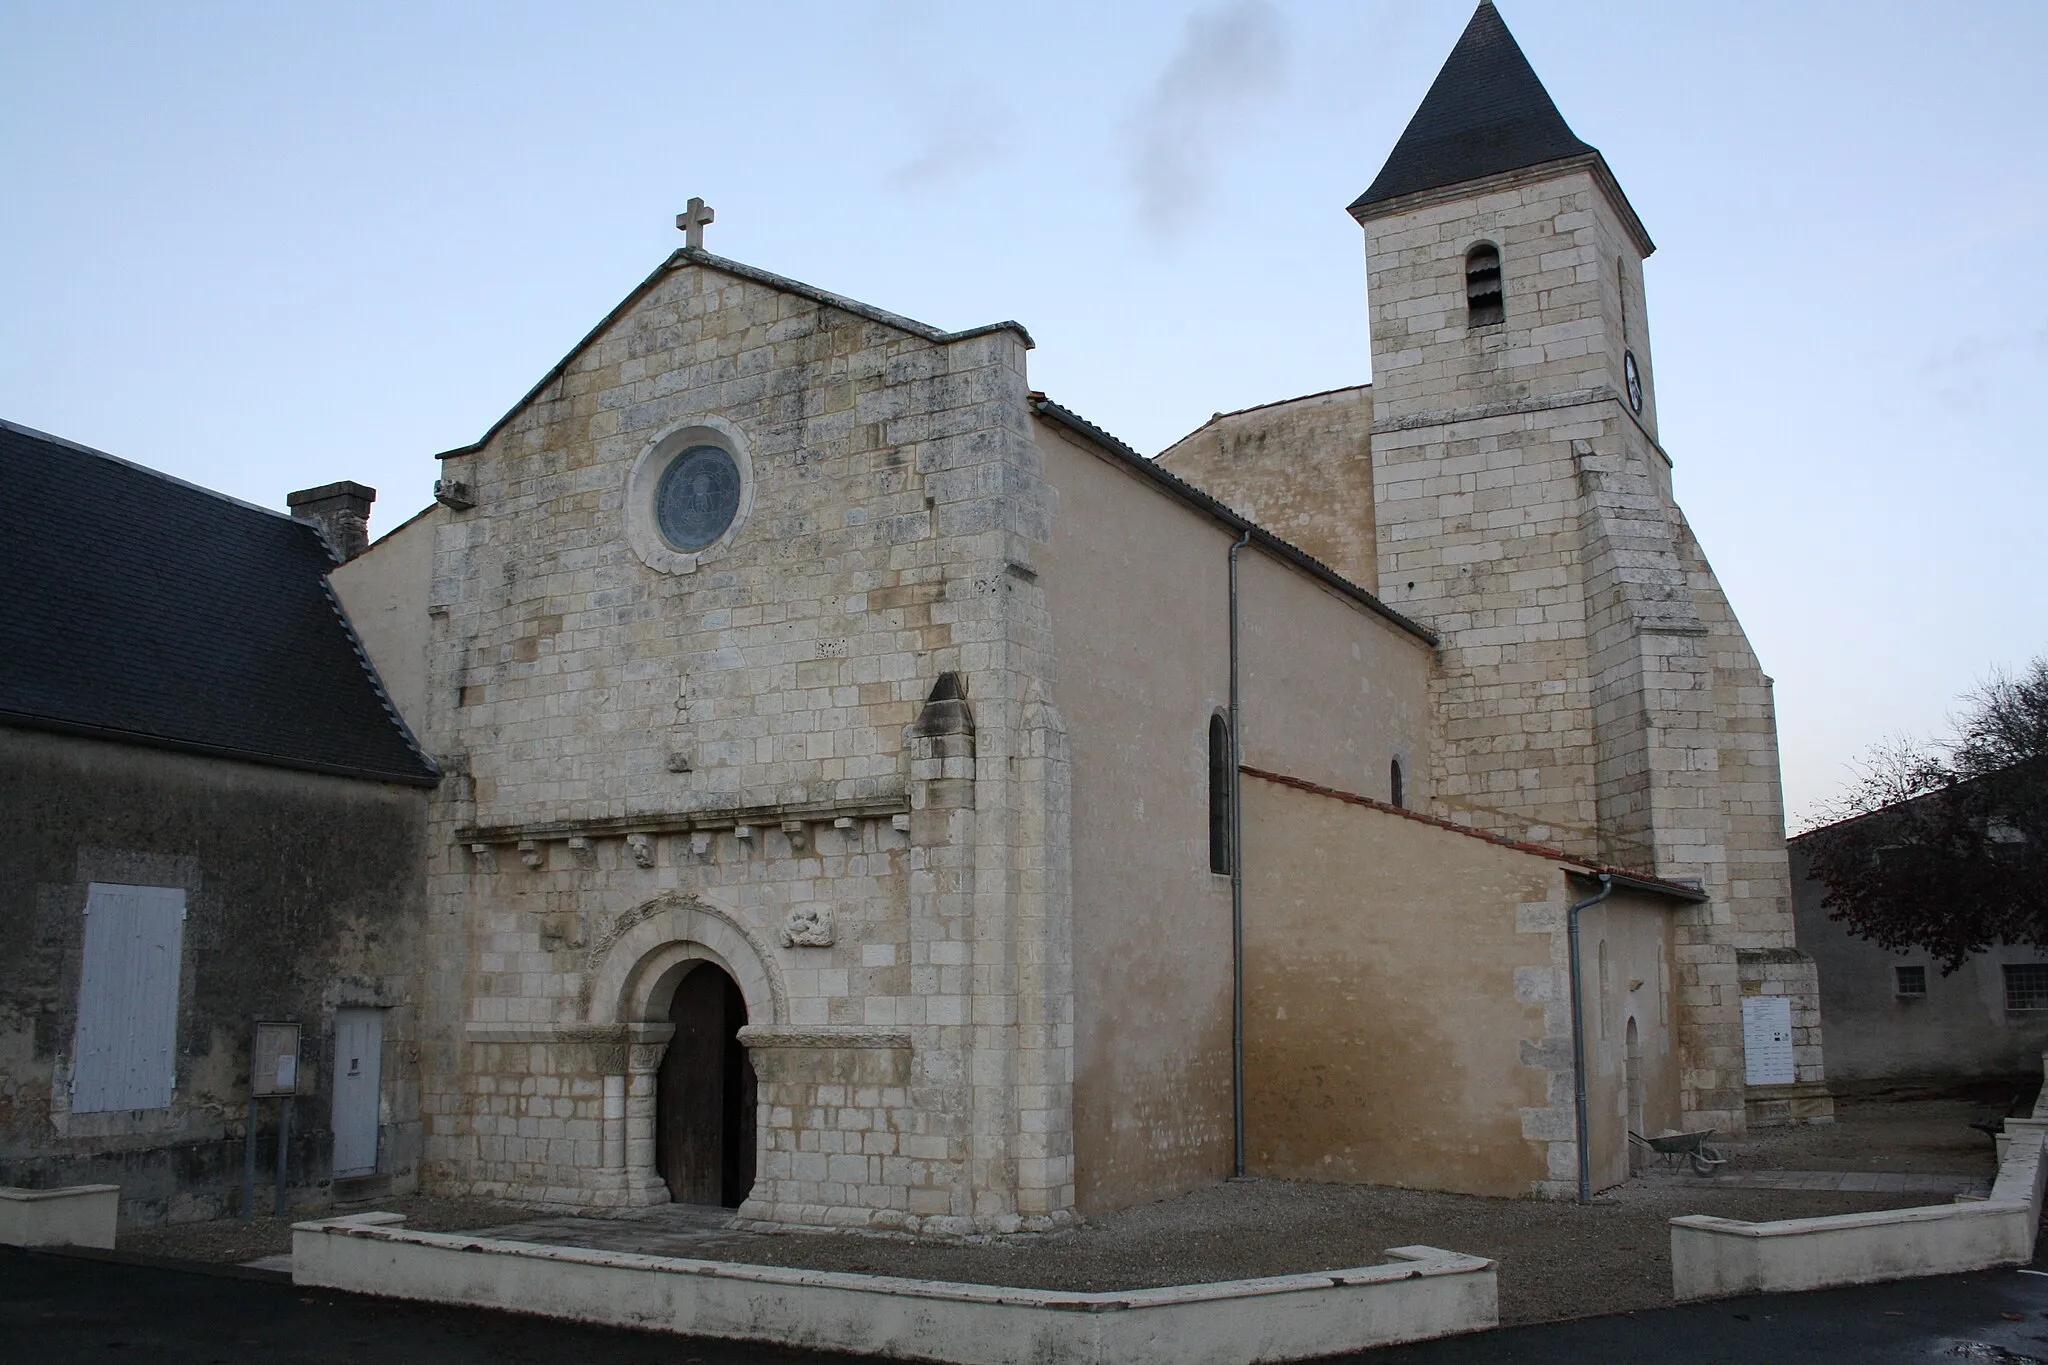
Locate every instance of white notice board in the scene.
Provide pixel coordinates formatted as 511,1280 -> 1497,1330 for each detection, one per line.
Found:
1742,996 -> 1796,1086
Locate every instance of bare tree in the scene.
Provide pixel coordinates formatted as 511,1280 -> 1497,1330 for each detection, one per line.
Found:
1805,658 -> 2048,972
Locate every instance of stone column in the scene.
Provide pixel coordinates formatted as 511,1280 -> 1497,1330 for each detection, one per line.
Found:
621,1023 -> 673,1207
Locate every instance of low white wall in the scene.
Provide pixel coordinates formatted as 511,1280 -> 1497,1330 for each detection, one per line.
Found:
293,1216 -> 1497,1364
0,1184 -> 120,1249
1671,1128 -> 2045,1301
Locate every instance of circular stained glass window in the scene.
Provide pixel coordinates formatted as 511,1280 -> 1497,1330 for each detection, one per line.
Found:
654,445 -> 742,551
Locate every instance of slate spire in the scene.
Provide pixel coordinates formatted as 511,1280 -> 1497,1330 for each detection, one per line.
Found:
1350,1 -> 1596,215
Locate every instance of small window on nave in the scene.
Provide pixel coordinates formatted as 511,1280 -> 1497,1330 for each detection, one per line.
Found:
1209,714 -> 1233,875
1390,757 -> 1405,809
1466,243 -> 1504,329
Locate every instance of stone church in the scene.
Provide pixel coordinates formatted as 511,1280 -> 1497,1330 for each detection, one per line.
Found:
315,1 -> 1827,1231
1,2 -> 1824,1232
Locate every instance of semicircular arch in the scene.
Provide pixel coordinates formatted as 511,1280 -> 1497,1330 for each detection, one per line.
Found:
584,891 -> 786,1028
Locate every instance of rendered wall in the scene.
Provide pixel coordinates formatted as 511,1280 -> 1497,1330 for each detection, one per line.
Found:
1036,422 -> 1430,1212
1238,773 -> 1680,1198
1578,891 -> 1685,1186
0,728 -> 429,1224
1155,386 -> 1378,592
331,505 -> 439,732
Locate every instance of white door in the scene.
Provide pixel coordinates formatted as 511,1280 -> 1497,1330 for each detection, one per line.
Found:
331,1009 -> 383,1177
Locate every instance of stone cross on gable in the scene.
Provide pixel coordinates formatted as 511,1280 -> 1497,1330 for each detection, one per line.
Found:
676,197 -> 715,250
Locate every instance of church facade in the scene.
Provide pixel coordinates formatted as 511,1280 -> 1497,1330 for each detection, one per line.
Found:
319,1 -> 1819,1233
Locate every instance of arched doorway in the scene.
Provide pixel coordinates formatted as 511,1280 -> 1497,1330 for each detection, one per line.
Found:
654,962 -> 757,1207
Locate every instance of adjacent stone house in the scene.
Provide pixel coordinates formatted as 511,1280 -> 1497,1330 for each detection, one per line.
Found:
0,422 -> 439,1223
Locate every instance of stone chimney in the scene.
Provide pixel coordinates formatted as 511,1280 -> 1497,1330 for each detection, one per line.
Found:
287,481 -> 376,563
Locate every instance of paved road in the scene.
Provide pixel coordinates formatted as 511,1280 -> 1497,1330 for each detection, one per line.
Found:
7,1246 -> 2048,1363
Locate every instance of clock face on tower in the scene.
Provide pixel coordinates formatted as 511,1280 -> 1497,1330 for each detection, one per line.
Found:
1624,350 -> 1644,415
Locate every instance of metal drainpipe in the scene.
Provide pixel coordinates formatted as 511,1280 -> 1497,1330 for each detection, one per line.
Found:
1568,873 -> 1614,1205
1228,527 -> 1252,1179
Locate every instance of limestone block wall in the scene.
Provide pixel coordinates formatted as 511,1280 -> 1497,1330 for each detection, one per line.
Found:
412,250 -> 1073,1232
1352,161 -> 1822,1130
1154,385 -> 1379,592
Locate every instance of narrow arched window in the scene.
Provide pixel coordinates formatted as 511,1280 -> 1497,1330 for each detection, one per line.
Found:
1208,714 -> 1233,874
1466,243 -> 1504,329
1390,757 -> 1405,809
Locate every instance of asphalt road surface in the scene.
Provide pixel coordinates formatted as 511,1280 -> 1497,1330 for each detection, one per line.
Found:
7,1246 -> 2048,1364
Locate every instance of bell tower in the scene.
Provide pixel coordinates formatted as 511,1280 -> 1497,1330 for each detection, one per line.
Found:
1352,1 -> 1829,1133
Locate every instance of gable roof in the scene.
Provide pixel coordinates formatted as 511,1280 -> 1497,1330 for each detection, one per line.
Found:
1349,3 -> 1601,210
0,420 -> 440,786
435,247 -> 1033,461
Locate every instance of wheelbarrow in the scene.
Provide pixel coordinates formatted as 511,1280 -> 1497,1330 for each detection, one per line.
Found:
1630,1128 -> 1726,1176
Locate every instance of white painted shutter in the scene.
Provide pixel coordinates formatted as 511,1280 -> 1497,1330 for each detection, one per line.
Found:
71,883 -> 185,1113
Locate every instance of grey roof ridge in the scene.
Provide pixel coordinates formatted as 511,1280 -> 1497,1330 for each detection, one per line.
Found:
1029,396 -> 1437,648
678,248 -> 1035,350
0,417 -> 300,525
1159,382 -> 1374,454
0,708 -> 441,788
436,247 -> 1035,461
318,574 -> 440,783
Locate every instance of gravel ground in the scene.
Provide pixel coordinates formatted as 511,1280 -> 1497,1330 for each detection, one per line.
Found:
117,1089 -> 2018,1328
705,1177 -> 1941,1326
1716,1080 -> 2023,1176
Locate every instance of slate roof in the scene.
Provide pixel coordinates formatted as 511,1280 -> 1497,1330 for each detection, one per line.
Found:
0,420 -> 439,786
1350,1 -> 1597,214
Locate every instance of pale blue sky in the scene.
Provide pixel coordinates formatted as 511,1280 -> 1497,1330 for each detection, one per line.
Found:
3,1 -> 2042,824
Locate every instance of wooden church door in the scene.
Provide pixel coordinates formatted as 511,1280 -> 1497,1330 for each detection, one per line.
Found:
654,964 -> 757,1207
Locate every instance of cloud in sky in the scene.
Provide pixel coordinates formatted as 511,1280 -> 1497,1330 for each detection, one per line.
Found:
1125,0 -> 1288,237
890,104 -> 1014,194
1922,325 -> 2048,410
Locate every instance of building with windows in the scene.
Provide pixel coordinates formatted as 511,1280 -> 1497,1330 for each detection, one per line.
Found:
0,421 -> 439,1224
1791,795 -> 2048,1083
